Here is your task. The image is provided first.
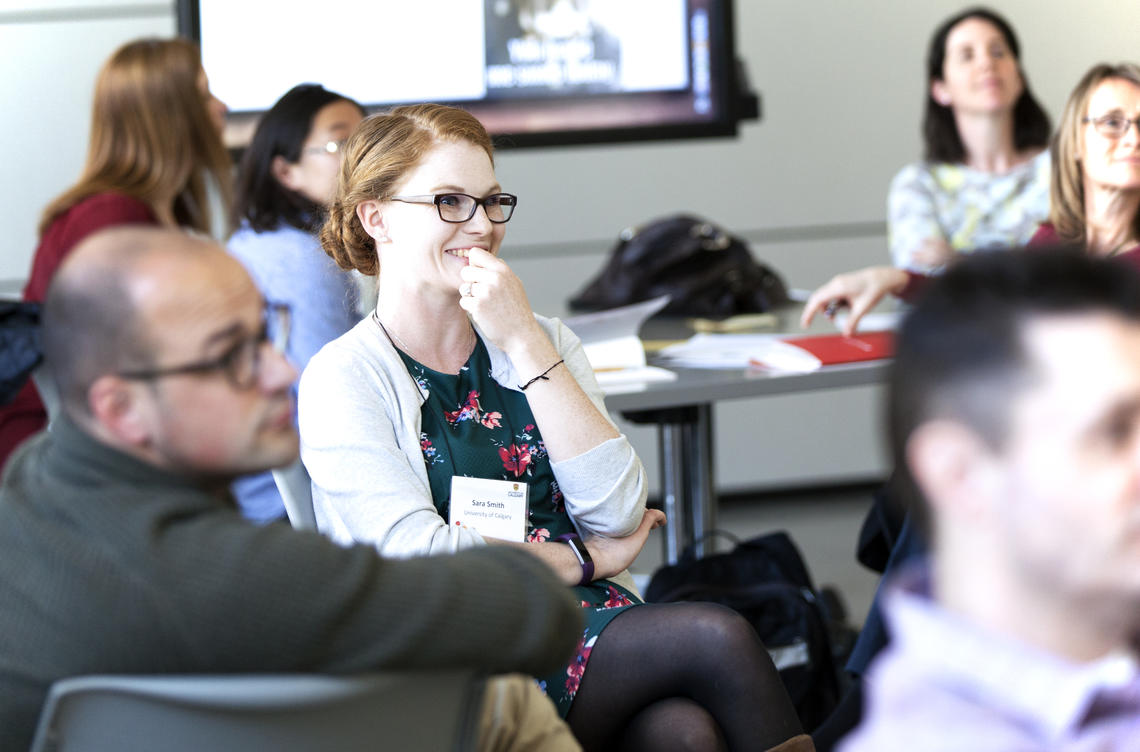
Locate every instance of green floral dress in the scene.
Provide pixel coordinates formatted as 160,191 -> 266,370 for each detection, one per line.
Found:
396,338 -> 640,717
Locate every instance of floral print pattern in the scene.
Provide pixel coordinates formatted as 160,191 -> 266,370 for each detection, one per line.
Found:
419,433 -> 444,467
564,634 -> 596,701
603,585 -> 635,609
395,338 -> 640,719
495,426 -> 548,479
443,389 -> 503,429
550,479 -> 565,514
498,443 -> 532,477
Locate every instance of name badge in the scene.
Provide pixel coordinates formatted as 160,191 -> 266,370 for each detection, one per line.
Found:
449,476 -> 529,542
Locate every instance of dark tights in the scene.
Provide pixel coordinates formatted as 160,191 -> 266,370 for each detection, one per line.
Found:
564,602 -> 802,752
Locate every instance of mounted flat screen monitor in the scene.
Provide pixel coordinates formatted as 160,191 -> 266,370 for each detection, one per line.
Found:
178,0 -> 756,149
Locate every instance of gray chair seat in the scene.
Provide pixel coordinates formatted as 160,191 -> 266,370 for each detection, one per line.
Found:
31,671 -> 483,752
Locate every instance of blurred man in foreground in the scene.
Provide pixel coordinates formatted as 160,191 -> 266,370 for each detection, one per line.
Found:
0,227 -> 584,752
842,248 -> 1140,750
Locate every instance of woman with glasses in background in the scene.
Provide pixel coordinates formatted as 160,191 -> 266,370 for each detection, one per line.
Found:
0,37 -> 231,472
298,104 -> 809,752
227,84 -> 366,523
1031,63 -> 1140,256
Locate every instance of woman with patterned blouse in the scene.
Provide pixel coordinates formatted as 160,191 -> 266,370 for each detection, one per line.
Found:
298,104 -> 809,751
889,7 -> 1051,273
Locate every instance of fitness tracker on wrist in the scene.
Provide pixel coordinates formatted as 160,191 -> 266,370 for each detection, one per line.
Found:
556,533 -> 595,586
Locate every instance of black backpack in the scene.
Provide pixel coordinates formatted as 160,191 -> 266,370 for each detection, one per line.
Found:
645,531 -> 853,732
569,214 -> 789,318
0,302 -> 41,406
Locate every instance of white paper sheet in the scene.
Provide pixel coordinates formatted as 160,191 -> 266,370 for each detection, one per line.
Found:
656,333 -> 822,372
564,296 -> 674,372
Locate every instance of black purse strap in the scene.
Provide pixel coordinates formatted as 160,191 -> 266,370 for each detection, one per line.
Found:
677,529 -> 741,563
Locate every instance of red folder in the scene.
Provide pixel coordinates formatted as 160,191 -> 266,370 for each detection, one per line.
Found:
777,331 -> 895,365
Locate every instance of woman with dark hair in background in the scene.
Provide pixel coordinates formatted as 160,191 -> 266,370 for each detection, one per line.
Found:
889,6 -> 1050,272
0,37 -> 231,471
803,7 -> 1053,335
227,83 -> 367,522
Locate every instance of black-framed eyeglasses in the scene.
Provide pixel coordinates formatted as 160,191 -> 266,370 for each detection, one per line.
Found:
303,138 -> 348,156
389,193 -> 518,224
1083,113 -> 1140,139
118,302 -> 292,390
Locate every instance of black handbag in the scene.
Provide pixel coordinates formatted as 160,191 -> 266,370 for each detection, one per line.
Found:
0,301 -> 42,406
569,214 -> 789,318
645,530 -> 853,732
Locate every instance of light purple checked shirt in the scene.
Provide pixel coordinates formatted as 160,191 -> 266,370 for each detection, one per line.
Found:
840,568 -> 1140,751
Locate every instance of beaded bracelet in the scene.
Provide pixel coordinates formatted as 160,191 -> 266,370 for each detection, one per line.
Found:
518,359 -> 564,391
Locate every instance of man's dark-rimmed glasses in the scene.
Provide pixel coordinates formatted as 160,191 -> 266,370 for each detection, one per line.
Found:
118,302 -> 291,390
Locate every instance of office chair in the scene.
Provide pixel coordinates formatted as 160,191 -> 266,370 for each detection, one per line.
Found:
273,457 -> 317,530
30,671 -> 484,752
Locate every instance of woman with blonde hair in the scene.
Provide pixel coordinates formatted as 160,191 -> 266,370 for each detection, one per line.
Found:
0,37 -> 231,469
299,104 -> 809,751
1034,62 -> 1140,255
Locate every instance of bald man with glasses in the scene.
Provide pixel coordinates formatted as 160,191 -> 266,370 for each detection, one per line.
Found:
0,226 -> 583,752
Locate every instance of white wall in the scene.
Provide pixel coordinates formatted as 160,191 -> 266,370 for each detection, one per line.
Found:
6,1 -> 1140,284
3,0 -> 1138,491
497,0 -> 1140,274
0,0 -> 174,290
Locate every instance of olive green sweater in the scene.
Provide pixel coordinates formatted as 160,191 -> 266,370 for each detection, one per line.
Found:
0,417 -> 581,751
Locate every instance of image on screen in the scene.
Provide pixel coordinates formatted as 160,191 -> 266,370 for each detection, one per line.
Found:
183,0 -> 744,148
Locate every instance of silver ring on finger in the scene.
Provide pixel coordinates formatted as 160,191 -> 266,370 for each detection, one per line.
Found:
460,282 -> 474,297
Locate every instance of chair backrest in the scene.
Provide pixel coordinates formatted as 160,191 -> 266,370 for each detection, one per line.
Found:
273,457 -> 317,531
30,671 -> 483,752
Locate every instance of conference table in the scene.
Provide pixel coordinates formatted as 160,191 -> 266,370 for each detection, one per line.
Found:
601,315 -> 892,565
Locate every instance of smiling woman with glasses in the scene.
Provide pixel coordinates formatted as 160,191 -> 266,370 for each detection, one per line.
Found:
297,103 -> 807,751
390,192 -> 518,223
1049,62 -> 1140,254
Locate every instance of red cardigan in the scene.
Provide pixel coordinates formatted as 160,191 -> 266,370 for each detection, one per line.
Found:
0,194 -> 156,471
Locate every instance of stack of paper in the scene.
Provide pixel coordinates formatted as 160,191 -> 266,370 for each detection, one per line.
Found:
563,297 -> 677,386
658,331 -> 894,372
